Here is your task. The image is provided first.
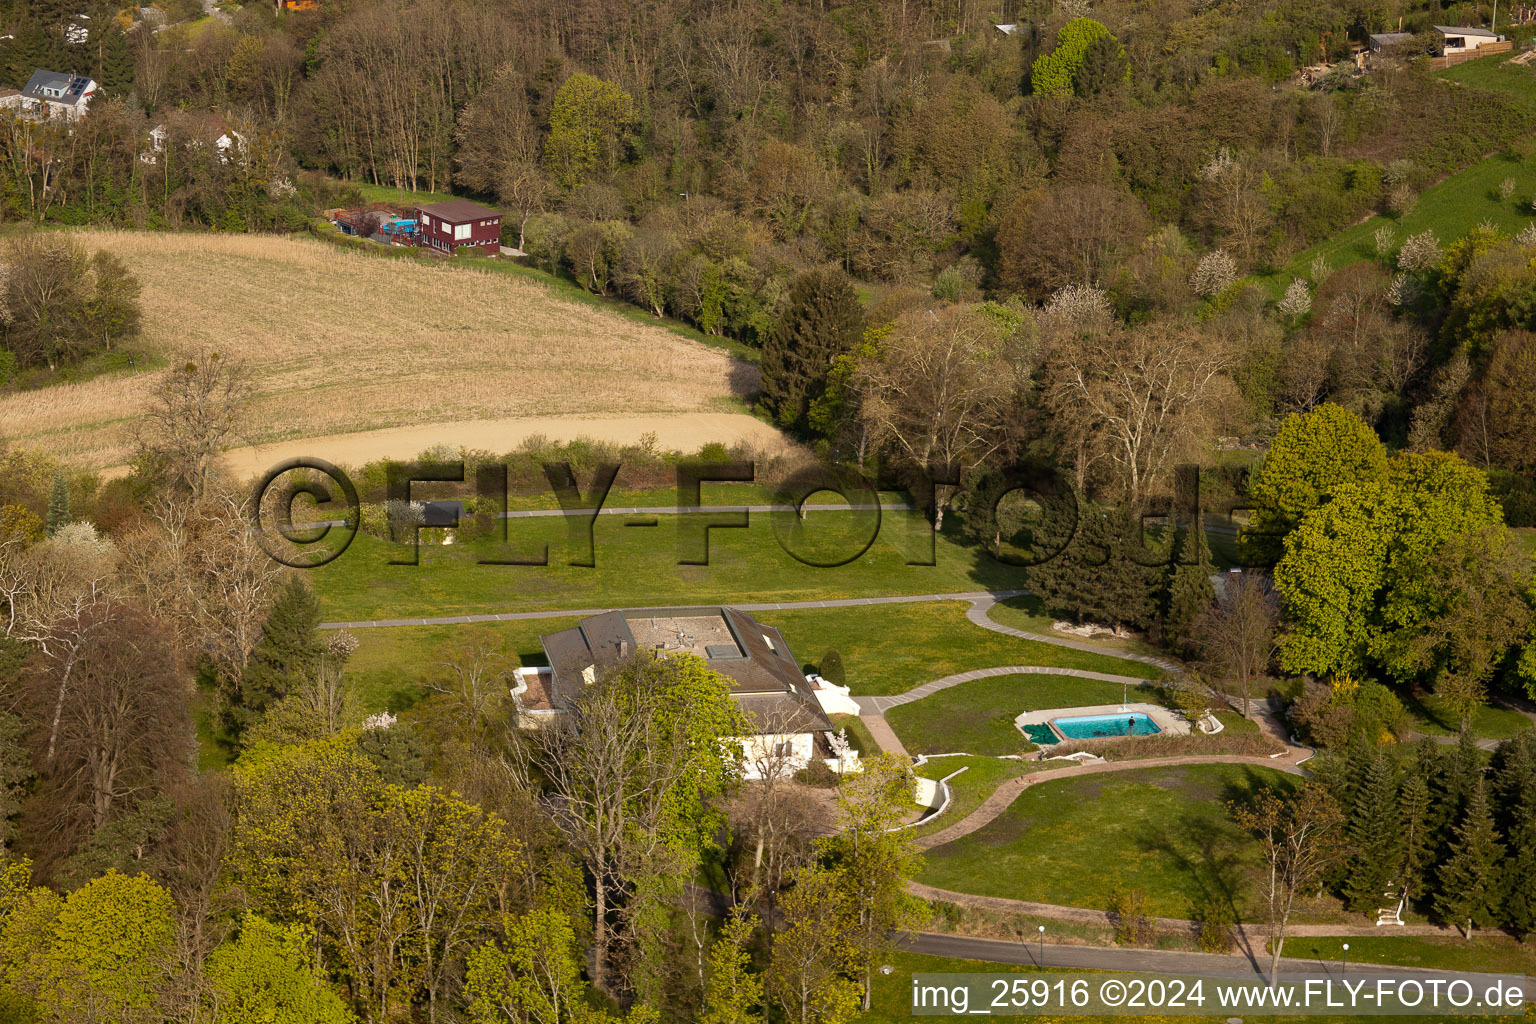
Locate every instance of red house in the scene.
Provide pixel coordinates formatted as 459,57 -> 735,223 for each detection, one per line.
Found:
415,199 -> 502,255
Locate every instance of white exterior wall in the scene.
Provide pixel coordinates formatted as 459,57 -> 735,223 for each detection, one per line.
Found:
806,674 -> 861,717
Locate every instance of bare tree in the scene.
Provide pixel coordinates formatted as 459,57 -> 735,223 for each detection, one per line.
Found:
116,492 -> 281,690
856,304 -> 1033,530
24,601 -> 192,871
1195,571 -> 1279,717
428,638 -> 511,721
133,351 -> 252,502
1230,784 -> 1345,986
1046,320 -> 1234,507
6,524 -> 119,766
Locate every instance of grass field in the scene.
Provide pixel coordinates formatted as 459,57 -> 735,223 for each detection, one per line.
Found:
1284,935 -> 1536,977
0,231 -> 753,469
986,595 -> 1172,660
917,763 -> 1300,920
339,599 -> 1162,711
1256,147 -> 1536,295
1439,50 -> 1536,106
886,674 -> 1166,756
352,181 -> 462,207
1401,690 -> 1534,739
311,508 -> 1022,621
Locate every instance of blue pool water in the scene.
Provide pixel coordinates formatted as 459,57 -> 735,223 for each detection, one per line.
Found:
1052,712 -> 1160,740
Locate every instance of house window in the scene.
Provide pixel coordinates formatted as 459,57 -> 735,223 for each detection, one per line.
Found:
773,740 -> 794,758
454,223 -> 470,240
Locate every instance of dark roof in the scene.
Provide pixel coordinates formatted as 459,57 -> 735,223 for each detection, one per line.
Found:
1434,25 -> 1498,37
735,691 -> 834,735
537,606 -> 832,735
416,199 -> 500,223
420,500 -> 461,527
21,70 -> 92,105
1369,32 -> 1413,46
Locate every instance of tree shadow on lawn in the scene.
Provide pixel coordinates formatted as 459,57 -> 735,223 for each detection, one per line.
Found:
1132,767 -> 1297,924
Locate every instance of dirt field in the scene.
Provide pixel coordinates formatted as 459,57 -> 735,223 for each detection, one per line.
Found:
2,231 -> 761,469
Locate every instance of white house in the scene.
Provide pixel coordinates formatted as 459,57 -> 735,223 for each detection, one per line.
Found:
2,70 -> 96,121
520,607 -> 862,780
1434,25 -> 1504,55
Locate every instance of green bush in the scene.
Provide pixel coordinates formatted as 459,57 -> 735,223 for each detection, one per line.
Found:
820,649 -> 846,686
1195,897 -> 1235,953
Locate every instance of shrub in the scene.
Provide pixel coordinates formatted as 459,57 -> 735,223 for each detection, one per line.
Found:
1195,897 -> 1235,953
1108,887 -> 1152,945
795,760 -> 837,788
820,649 -> 846,686
1289,677 -> 1408,748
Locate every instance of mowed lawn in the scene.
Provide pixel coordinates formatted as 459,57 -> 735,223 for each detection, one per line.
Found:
311,506 -> 1026,622
918,764 -> 1300,920
1439,50 -> 1536,106
341,601 -> 1162,711
887,674 -> 1167,756
1400,689 -> 1534,739
1256,147 -> 1536,296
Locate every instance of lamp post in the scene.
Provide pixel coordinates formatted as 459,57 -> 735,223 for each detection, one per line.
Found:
1341,943 -> 1349,975
1038,925 -> 1045,966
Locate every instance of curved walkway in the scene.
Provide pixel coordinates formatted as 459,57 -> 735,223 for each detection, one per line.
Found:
964,595 -> 1184,677
855,664 -> 1158,715
901,753 -> 1457,947
911,753 -> 1309,853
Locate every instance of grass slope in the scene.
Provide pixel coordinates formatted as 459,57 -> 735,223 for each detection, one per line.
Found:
1439,50 -> 1536,106
1257,148 -> 1536,296
905,755 -> 1033,841
917,763 -> 1300,920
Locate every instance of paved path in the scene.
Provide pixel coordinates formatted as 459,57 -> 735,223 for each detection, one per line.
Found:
496,501 -> 905,518
320,589 -> 1027,630
856,665 -> 1159,714
964,596 -> 1184,677
911,754 -> 1309,853
860,715 -> 910,756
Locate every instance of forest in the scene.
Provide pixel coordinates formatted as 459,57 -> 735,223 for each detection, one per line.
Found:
2,0 -> 1536,1018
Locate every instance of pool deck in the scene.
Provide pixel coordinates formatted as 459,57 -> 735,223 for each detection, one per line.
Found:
1013,702 -> 1191,743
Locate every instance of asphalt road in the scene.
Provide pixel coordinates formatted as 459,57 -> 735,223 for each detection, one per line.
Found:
902,931 -> 1513,986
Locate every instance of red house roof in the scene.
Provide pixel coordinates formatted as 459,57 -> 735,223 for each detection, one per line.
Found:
416,199 -> 500,223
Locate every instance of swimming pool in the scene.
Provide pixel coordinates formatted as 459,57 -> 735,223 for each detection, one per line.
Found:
1052,712 -> 1161,740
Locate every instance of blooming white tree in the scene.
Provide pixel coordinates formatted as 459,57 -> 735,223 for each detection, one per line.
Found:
1190,250 -> 1238,298
1386,273 -> 1418,308
1397,230 -> 1442,274
1278,278 -> 1312,319
1373,225 -> 1397,260
1517,222 -> 1536,249
1041,283 -> 1113,333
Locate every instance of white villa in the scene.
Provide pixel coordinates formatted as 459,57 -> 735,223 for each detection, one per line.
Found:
515,606 -> 862,779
